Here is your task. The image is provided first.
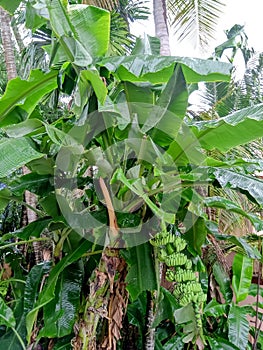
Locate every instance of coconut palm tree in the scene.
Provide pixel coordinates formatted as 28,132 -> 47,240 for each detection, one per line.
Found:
153,0 -> 226,54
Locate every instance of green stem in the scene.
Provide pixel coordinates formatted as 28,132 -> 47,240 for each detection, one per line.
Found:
82,250 -> 104,257
0,237 -> 50,250
11,327 -> 26,350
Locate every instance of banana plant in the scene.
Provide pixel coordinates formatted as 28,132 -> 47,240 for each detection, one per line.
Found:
0,0 -> 263,348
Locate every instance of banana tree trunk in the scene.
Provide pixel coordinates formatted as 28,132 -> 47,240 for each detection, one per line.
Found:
153,0 -> 171,55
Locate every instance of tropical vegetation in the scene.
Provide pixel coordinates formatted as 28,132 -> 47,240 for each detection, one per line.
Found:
0,0 -> 263,349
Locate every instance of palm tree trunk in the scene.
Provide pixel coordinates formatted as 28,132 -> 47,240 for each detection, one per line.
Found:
82,0 -> 118,11
0,7 -> 42,263
153,0 -> 171,55
0,7 -> 17,80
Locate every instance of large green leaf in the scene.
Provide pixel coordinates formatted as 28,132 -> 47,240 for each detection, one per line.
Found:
0,298 -> 27,350
0,300 -> 26,350
213,261 -> 233,303
228,305 -> 249,350
25,0 -> 48,30
162,337 -> 184,350
47,0 -> 110,65
120,82 -> 154,129
174,303 -> 198,343
68,4 -> 110,59
16,217 -> 52,240
39,261 -> 83,338
0,138 -> 43,178
142,65 -> 188,135
122,243 -> 157,301
213,168 -> 263,206
9,172 -> 53,197
193,103 -> 263,152
0,0 -> 21,14
184,216 -> 207,255
100,55 -> 231,84
153,287 -> 179,327
25,240 -> 91,341
132,35 -> 160,55
0,69 -> 58,126
24,262 -> 52,315
3,119 -> 43,138
52,337 -> 72,350
0,188 -> 12,210
156,65 -> 188,118
0,297 -> 16,328
79,69 -> 107,105
232,253 -> 253,303
204,299 -> 226,317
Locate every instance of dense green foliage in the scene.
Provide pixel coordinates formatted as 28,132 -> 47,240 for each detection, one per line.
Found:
0,1 -> 263,349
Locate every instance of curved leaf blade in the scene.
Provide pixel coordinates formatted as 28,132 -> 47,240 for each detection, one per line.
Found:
0,297 -> 16,328
204,299 -> 226,317
68,4 -> 110,58
228,305 -> 249,350
24,262 -> 52,315
142,65 -> 188,134
39,261 -> 83,338
0,69 -> 58,126
122,242 -> 157,301
214,168 -> 263,207
100,55 -> 231,84
0,0 -> 21,14
213,261 -> 233,303
232,253 -> 253,303
0,138 -> 43,178
25,240 -> 91,341
184,216 -> 207,255
193,103 -> 263,152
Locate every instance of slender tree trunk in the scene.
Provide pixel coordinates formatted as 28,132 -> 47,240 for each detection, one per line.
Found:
0,7 -> 17,80
0,7 -> 42,263
153,0 -> 171,55
82,0 -> 118,11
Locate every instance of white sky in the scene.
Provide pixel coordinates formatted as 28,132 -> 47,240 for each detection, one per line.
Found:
130,0 -> 263,57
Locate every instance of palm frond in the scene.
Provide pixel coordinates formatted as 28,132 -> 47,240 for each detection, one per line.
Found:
108,10 -> 135,55
19,27 -> 51,78
167,0 -> 225,50
117,0 -> 149,22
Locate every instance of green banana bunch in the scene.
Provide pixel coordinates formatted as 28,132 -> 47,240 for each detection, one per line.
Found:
150,228 -> 206,330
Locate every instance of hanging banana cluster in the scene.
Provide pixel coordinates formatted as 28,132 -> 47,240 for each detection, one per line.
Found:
150,229 -> 206,328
